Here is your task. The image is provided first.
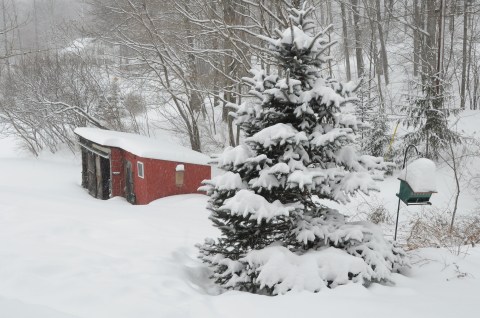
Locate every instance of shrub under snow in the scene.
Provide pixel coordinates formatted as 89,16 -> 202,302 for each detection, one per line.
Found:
202,208 -> 406,295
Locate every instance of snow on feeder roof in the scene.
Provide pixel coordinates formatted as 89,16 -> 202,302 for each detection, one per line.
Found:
398,158 -> 437,193
74,127 -> 210,166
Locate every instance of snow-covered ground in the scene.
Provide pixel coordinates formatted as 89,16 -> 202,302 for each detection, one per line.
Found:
0,136 -> 479,317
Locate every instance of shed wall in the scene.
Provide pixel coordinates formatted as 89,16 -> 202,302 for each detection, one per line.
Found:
142,158 -> 211,204
124,152 -> 148,204
109,149 -> 210,205
110,147 -> 125,197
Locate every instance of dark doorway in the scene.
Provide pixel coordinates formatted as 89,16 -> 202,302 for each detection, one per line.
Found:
81,149 -> 88,188
87,152 -> 97,197
82,148 -> 111,200
125,160 -> 136,204
95,156 -> 111,200
100,157 -> 110,199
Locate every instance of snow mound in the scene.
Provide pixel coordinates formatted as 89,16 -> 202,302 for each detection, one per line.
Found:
243,246 -> 368,295
398,158 -> 437,192
74,127 -> 210,165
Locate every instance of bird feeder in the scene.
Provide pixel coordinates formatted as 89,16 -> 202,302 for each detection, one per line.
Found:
394,145 -> 437,241
396,179 -> 435,205
396,157 -> 437,206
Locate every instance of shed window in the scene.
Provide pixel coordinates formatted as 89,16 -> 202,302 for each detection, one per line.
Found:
137,161 -> 144,178
176,164 -> 184,187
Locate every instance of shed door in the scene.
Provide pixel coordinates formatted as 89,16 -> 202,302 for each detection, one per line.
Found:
87,152 -> 97,197
125,160 -> 136,204
95,156 -> 103,198
94,156 -> 111,200
100,157 -> 111,199
81,149 -> 88,188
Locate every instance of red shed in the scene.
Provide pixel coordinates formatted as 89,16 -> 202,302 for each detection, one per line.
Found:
74,127 -> 211,205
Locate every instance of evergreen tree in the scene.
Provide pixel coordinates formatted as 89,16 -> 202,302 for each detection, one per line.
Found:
366,110 -> 390,157
199,4 -> 406,295
100,77 -> 126,131
402,79 -> 460,159
356,80 -> 390,157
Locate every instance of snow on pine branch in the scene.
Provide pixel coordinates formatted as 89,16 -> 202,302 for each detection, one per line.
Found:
310,127 -> 354,147
304,83 -> 346,108
334,172 -> 380,202
335,147 -> 391,174
219,189 -> 301,224
209,145 -> 254,171
200,171 -> 246,193
249,169 -> 282,191
294,210 -> 364,245
245,123 -> 307,148
286,169 -> 327,191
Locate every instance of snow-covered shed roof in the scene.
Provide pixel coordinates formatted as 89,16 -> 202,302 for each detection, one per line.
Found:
74,127 -> 210,166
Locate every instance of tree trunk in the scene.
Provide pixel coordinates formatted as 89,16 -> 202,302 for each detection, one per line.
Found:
374,0 -> 389,85
460,0 -> 468,109
222,0 -> 238,146
420,0 -> 437,89
33,0 -> 39,50
11,0 -> 23,64
327,0 -> 334,76
436,0 -> 446,96
366,0 -> 385,107
209,1 -> 220,127
341,2 -> 351,81
444,1 -> 456,76
351,0 -> 364,77
1,0 -> 10,75
320,1 -> 325,25
473,61 -> 479,110
383,0 -> 394,40
413,0 -> 420,76
184,1 -> 203,114
466,10 -> 474,108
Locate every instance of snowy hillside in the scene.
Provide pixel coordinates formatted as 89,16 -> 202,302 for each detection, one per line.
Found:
1,134 -> 480,317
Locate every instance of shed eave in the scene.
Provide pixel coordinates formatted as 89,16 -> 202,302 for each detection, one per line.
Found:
78,138 -> 110,159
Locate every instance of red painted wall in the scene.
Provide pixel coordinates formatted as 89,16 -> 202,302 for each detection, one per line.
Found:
141,158 -> 211,205
110,147 -> 124,197
108,148 -> 211,205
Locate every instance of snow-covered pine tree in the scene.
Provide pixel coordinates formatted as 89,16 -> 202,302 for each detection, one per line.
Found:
100,77 -> 126,131
199,4 -> 407,295
366,110 -> 390,157
402,80 -> 459,160
355,79 -> 390,157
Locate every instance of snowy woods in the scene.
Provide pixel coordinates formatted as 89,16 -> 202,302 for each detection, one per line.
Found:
0,0 -> 479,157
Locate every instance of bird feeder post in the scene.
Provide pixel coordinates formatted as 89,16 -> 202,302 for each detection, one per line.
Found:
394,145 -> 419,241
